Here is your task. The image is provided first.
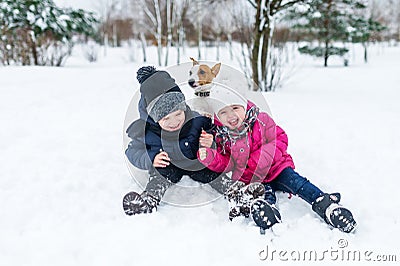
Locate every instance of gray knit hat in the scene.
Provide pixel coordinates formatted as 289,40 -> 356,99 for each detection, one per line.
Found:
137,66 -> 186,122
146,91 -> 186,122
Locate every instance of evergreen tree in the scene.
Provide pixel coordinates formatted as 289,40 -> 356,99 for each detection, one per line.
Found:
0,0 -> 98,66
287,0 -> 372,67
348,17 -> 385,63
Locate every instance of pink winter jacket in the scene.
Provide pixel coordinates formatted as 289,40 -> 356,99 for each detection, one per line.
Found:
198,101 -> 295,184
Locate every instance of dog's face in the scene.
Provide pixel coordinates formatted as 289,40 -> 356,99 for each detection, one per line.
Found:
188,57 -> 221,92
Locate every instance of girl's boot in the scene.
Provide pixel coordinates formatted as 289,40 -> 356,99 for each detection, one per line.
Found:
312,193 -> 357,233
226,182 -> 266,219
251,199 -> 281,231
250,184 -> 281,231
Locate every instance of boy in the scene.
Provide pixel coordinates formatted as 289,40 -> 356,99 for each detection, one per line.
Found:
123,67 -> 233,215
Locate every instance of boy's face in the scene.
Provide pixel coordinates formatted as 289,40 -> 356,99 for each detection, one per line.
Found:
217,105 -> 246,130
158,109 -> 186,132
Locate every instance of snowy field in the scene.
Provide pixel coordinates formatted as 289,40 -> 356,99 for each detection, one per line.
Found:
1,43 -> 400,266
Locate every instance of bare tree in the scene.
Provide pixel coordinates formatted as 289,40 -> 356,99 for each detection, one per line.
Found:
95,0 -> 120,56
173,0 -> 190,64
388,0 -> 400,42
395,0 -> 400,42
134,0 -> 164,66
203,1 -> 236,61
123,1 -> 148,62
140,32 -> 148,62
164,0 -> 174,66
248,0 -> 306,90
185,0 -> 209,59
128,0 -> 190,65
369,0 -> 400,43
228,1 -> 255,89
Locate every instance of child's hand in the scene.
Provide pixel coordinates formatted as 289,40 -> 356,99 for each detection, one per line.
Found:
199,130 -> 213,148
153,151 -> 170,168
199,148 -> 207,160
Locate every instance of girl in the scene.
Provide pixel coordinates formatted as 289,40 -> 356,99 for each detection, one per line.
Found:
198,87 -> 356,233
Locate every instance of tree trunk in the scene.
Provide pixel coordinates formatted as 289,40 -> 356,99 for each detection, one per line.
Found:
140,32 -> 147,63
164,34 -> 171,66
197,0 -> 202,60
227,33 -> 233,60
156,36 -> 162,66
324,40 -> 329,67
177,45 -> 180,65
197,22 -> 202,60
261,30 -> 268,82
177,28 -> 181,65
216,36 -> 220,61
261,25 -> 272,90
241,42 -> 253,90
182,31 -> 186,55
128,39 -> 136,62
164,0 -> 172,66
28,32 -> 38,65
363,42 -> 368,63
251,32 -> 261,89
103,33 -> 108,57
177,26 -> 184,65
31,42 -> 38,66
113,24 -> 117,47
154,0 -> 163,66
323,0 -> 332,67
251,1 -> 262,90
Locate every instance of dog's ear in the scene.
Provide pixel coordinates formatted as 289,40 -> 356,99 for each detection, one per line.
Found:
190,57 -> 199,66
211,63 -> 221,77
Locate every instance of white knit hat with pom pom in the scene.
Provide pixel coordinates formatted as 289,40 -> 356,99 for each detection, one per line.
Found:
211,86 -> 247,116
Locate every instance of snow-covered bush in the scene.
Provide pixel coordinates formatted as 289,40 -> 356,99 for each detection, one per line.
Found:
82,40 -> 99,63
0,0 -> 98,66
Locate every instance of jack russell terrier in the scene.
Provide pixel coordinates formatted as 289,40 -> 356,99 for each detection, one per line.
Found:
187,57 -> 221,116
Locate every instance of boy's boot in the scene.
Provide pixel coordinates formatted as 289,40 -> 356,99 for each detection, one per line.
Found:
122,191 -> 158,215
123,171 -> 172,216
312,193 -> 357,233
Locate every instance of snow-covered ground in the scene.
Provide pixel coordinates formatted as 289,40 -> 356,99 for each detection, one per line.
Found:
1,43 -> 399,266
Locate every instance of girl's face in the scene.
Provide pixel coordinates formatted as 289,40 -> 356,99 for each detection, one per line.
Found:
158,109 -> 186,132
217,105 -> 246,130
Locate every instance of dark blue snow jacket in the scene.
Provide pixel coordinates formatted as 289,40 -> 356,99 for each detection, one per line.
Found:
125,98 -> 213,171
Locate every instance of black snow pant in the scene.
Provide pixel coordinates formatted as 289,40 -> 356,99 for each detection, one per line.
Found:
144,164 -> 234,201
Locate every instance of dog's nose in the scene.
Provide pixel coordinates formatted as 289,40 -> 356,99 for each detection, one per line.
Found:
188,79 -> 195,87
